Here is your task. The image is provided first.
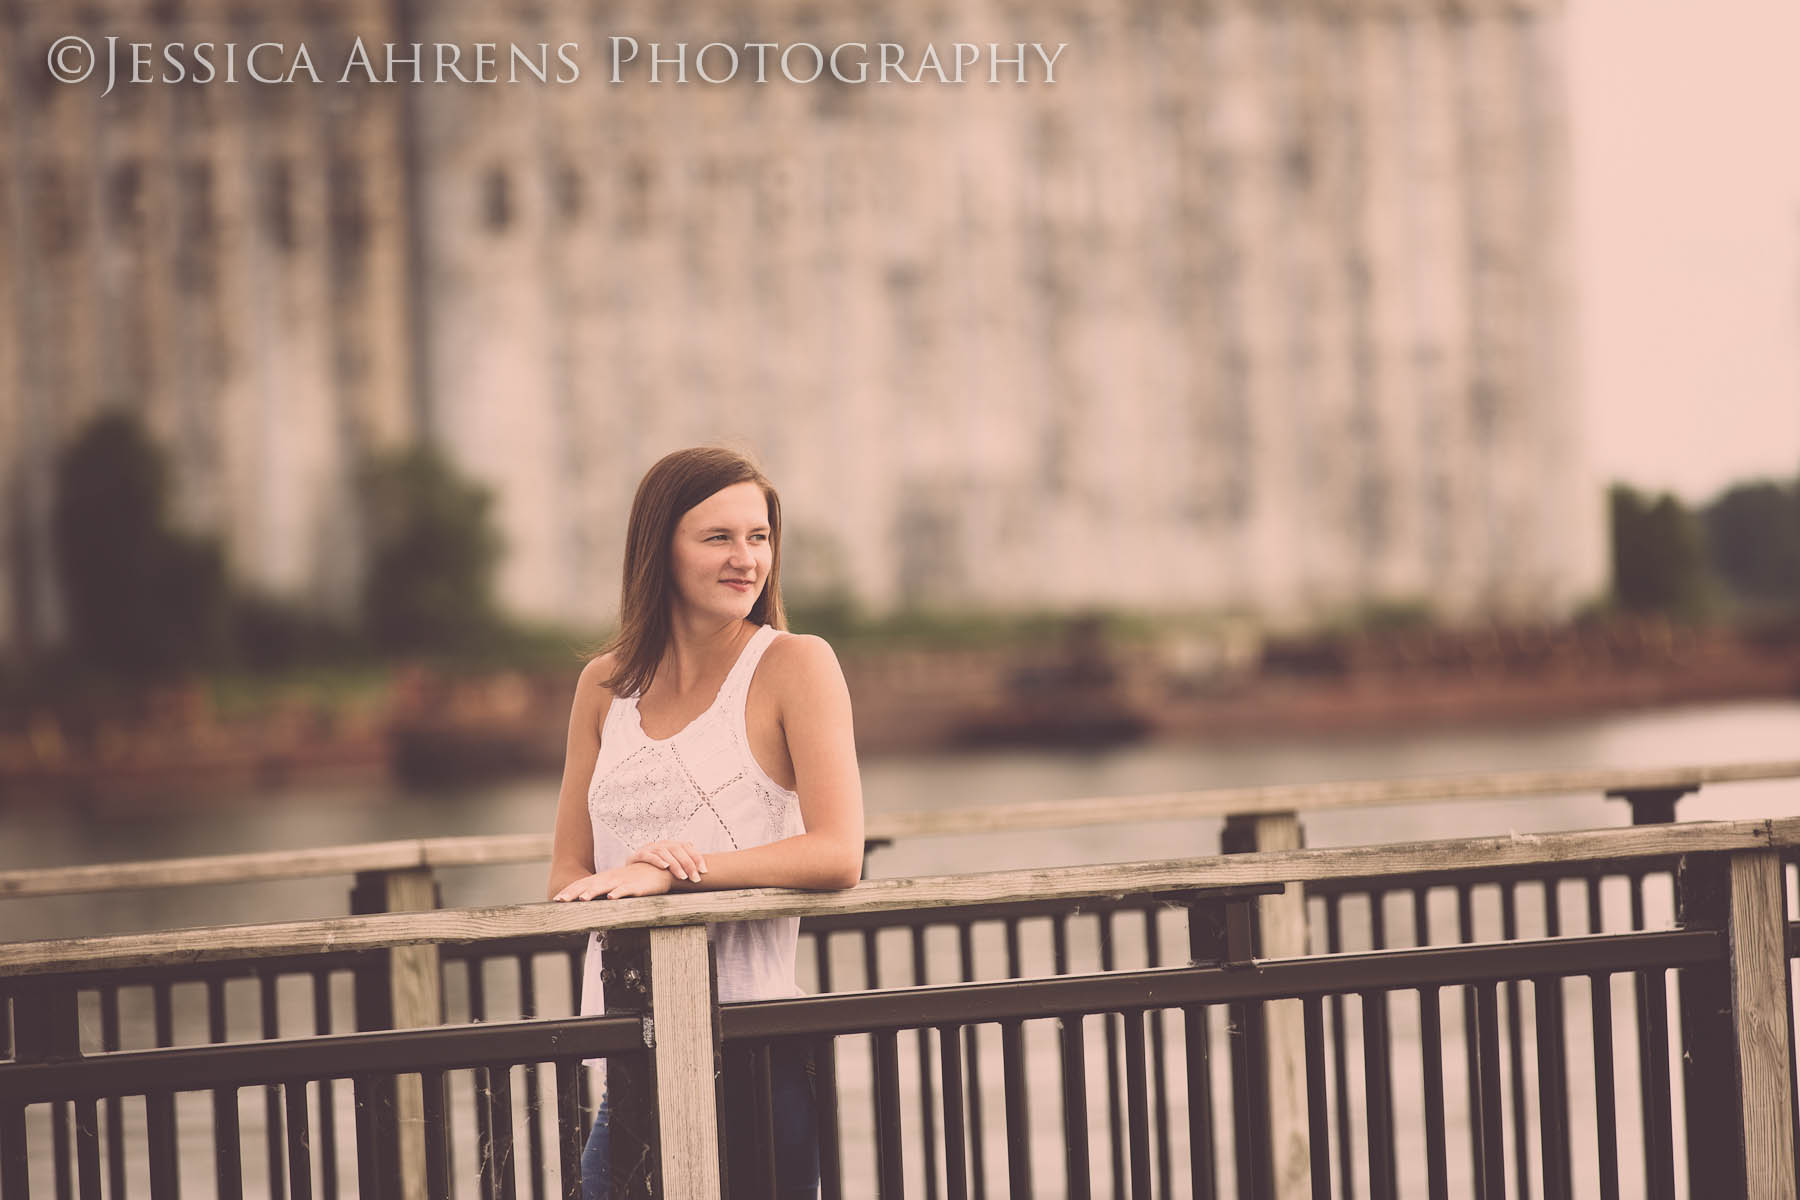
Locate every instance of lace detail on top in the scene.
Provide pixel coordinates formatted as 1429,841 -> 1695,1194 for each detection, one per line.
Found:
580,624 -> 805,1015
585,623 -> 803,870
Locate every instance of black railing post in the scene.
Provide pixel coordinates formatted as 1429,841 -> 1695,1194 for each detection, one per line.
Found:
601,928 -> 664,1199
1606,787 -> 1694,826
1187,888 -> 1270,1200
1220,812 -> 1309,1198
349,866 -> 442,1200
1675,848 -> 1796,1197
603,925 -> 726,1200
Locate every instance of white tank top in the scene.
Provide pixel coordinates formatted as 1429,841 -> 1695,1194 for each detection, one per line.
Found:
579,623 -> 806,1012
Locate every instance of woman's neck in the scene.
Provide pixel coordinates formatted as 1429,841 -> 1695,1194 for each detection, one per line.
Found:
657,615 -> 756,695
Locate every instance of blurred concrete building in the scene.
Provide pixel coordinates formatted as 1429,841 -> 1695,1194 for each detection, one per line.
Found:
0,0 -> 1600,655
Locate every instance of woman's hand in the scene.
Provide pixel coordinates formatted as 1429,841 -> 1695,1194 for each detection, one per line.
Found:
551,862 -> 675,901
627,840 -> 708,882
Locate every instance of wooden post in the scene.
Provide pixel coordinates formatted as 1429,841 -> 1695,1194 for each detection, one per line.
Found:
1221,812 -> 1311,1200
1727,851 -> 1795,1197
604,925 -> 725,1200
650,926 -> 725,1200
1678,849 -> 1795,1199
349,866 -> 441,1200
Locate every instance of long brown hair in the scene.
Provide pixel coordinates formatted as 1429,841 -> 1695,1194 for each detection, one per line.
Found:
599,447 -> 787,697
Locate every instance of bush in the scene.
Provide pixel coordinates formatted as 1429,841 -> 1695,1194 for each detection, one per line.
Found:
1609,484 -> 1716,621
51,412 -> 231,678
358,445 -> 507,655
1702,479 -> 1800,612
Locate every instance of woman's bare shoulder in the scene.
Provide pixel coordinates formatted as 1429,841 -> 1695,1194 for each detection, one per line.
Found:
761,632 -> 848,692
573,652 -> 620,723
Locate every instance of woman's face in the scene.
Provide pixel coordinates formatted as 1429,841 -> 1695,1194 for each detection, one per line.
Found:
668,481 -> 773,621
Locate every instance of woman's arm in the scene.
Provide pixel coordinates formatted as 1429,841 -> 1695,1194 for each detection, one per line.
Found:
612,633 -> 865,896
545,655 -> 613,900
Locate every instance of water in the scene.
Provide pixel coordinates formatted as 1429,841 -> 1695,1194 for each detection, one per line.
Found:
6,698 -> 1800,943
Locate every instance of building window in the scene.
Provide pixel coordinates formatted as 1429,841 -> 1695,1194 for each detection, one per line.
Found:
262,159 -> 296,251
483,167 -> 512,231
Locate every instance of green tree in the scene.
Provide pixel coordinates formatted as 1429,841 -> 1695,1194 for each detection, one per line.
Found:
358,445 -> 506,654
51,411 -> 229,677
1702,478 -> 1800,611
1609,483 -> 1713,620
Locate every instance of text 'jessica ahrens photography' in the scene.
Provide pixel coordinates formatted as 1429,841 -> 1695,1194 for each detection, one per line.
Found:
44,35 -> 1071,94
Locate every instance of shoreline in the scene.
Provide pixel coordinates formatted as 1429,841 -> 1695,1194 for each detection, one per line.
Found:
4,621 -> 1797,803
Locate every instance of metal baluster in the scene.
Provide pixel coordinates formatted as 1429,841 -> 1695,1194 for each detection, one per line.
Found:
209,978 -> 242,1199
1635,967 -> 1676,1200
817,1034 -> 845,1200
1,1101 -> 26,1198
92,986 -> 123,1200
286,1080 -> 314,1200
423,1068 -> 454,1200
913,928 -> 940,1200
940,1026 -> 971,1200
1366,898 -> 1397,1195
1061,1011 -> 1091,1200
1459,885 -> 1481,1198
874,1029 -> 906,1199
1588,974 -> 1619,1200
1302,996 -> 1332,1200
1500,884 -> 1532,1199
489,1066 -> 517,1200
1326,895 -> 1356,1200
1472,983 -> 1505,1200
263,972 -> 288,1200
1533,978 -> 1571,1200
1144,912 -> 1171,1200
147,1090 -> 179,1198
959,923 -> 987,1200
471,964 -> 495,1200
1538,883 -> 1573,1200
517,955 -> 545,1200
1419,987 -> 1448,1200
1362,993 -> 1396,1200
1122,1010 -> 1151,1200
739,1042 -> 778,1197
1100,913 -> 1125,1200
353,1076 -> 383,1198
53,1092 -> 73,1200
566,946 -> 591,1120
866,927 -> 887,1195
311,970 -> 338,1200
74,1096 -> 103,1200
1185,1001 -> 1218,1200
1001,1020 -> 1032,1200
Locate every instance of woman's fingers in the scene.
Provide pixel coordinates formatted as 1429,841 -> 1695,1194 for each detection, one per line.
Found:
630,841 -> 707,881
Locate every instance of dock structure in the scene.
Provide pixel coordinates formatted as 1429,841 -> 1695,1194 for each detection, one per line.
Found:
5,762 -> 1800,1199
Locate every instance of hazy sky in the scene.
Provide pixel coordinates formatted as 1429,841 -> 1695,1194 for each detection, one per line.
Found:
1567,0 -> 1800,502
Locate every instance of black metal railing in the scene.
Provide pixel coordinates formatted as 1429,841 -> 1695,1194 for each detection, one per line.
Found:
5,822 -> 1794,1200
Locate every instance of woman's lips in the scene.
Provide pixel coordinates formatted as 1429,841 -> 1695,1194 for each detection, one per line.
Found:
721,579 -> 754,591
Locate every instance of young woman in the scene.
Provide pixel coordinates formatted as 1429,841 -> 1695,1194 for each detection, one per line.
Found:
547,447 -> 864,1199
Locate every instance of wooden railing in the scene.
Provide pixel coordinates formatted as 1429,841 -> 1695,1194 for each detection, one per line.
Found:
5,759 -> 1797,901
5,818 -> 1799,1199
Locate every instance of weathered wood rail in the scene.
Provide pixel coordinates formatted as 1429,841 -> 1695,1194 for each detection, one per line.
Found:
5,759 -> 1795,901
6,818 -> 1800,1200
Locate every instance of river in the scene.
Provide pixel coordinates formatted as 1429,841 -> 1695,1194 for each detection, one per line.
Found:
6,697 -> 1799,942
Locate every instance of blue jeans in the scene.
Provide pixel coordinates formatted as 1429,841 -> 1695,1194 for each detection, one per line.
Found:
582,1040 -> 819,1199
